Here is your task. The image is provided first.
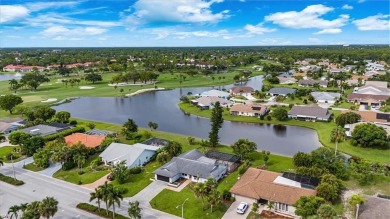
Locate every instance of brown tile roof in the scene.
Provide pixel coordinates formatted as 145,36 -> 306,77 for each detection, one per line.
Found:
352,75 -> 370,80
230,104 -> 267,114
192,96 -> 231,106
64,133 -> 105,148
293,73 -> 306,77
288,105 -> 330,118
347,93 -> 389,102
342,110 -> 390,123
230,168 -> 316,205
230,86 -> 254,94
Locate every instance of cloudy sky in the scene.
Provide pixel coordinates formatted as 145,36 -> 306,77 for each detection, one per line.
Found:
1,0 -> 389,47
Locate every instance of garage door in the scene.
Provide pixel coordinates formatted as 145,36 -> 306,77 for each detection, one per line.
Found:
156,175 -> 170,182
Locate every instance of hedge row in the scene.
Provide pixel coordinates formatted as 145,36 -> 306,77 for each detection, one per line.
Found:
0,173 -> 25,186
43,127 -> 85,142
76,203 -> 129,219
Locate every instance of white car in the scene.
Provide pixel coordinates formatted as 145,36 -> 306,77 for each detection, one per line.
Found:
236,202 -> 248,214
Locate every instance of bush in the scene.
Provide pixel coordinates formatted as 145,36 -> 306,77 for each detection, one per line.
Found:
230,196 -> 236,202
62,160 -> 77,170
43,127 -> 85,142
222,190 -> 232,200
69,120 -> 78,125
0,173 -> 24,186
129,166 -> 142,174
76,203 -> 129,219
266,115 -> 272,121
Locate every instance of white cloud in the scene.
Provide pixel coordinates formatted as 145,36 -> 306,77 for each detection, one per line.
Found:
314,28 -> 342,34
0,5 -> 29,23
257,38 -> 291,45
124,0 -> 229,25
353,14 -> 390,30
244,23 -> 276,35
264,4 -> 349,33
41,25 -> 107,37
26,1 -> 79,11
308,37 -> 322,43
26,14 -> 121,28
341,4 -> 353,10
53,36 -> 83,41
148,28 -> 233,40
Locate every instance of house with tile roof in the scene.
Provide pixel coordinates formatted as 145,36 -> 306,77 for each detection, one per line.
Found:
199,89 -> 230,99
230,104 -> 268,117
311,92 -> 341,104
154,149 -> 227,183
64,133 -> 105,148
230,168 -> 316,217
229,86 -> 254,97
288,105 -> 331,121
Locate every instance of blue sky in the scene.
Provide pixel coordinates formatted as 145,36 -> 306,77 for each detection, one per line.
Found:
1,0 -> 389,47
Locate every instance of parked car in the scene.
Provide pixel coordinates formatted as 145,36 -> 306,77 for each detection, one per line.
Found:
107,174 -> 114,181
236,202 -> 248,214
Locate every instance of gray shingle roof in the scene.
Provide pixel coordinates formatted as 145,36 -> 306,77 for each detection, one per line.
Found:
311,92 -> 341,101
154,149 -> 227,179
288,105 -> 330,119
86,129 -> 116,136
20,125 -> 63,136
268,87 -> 296,95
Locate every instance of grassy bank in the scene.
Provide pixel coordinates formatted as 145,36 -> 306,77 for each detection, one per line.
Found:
178,102 -> 390,163
0,146 -> 24,163
0,173 -> 24,186
76,203 -> 129,219
23,163 -> 45,172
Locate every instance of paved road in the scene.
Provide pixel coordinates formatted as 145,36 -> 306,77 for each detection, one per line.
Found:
0,165 -> 177,219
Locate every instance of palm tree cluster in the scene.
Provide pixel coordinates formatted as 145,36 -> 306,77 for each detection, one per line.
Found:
89,182 -> 125,218
192,178 -> 222,213
8,197 -> 58,219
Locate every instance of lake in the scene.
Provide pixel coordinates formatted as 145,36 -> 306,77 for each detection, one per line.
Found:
0,73 -> 23,82
54,76 -> 321,156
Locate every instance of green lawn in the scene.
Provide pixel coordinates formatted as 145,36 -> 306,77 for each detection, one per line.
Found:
53,154 -> 109,185
179,102 -> 390,163
111,161 -> 161,197
24,163 -> 45,172
150,187 -> 230,219
0,146 -> 24,163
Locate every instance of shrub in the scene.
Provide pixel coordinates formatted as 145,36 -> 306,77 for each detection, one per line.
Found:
266,115 -> 272,121
0,173 -> 24,186
43,127 -> 85,142
69,120 -> 78,125
129,166 -> 142,174
62,160 -> 77,170
76,203 -> 129,219
222,190 -> 232,200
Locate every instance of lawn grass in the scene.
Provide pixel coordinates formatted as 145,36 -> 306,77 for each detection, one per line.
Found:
111,160 -> 160,197
344,176 -> 390,196
76,203 -> 129,219
150,187 -> 230,219
0,146 -> 24,163
178,102 -> 390,163
23,163 -> 45,172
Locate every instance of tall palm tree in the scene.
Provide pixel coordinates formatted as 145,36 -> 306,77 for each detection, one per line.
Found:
193,183 -> 207,211
18,203 -> 28,213
128,201 -> 142,219
99,182 -> 112,216
90,188 -> 103,212
73,153 -> 86,173
207,189 -> 221,213
8,205 -> 20,219
107,187 -> 124,218
38,197 -> 59,219
331,126 -> 346,157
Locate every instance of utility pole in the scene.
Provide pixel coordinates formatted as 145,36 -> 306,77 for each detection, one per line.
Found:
176,198 -> 189,218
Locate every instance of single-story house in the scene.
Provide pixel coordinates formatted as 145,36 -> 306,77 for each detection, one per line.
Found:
288,105 -> 331,121
354,81 -> 389,96
358,196 -> 390,219
230,168 -> 316,217
64,133 -> 106,148
347,93 -> 389,108
100,143 -> 163,168
344,122 -> 390,137
48,122 -> 73,129
154,149 -> 227,183
292,72 -> 307,79
0,118 -> 24,135
346,79 -> 361,86
86,129 -> 117,136
310,92 -> 341,104
277,76 -> 297,85
341,111 -> 390,125
268,88 -> 296,97
298,79 -> 328,88
191,96 -> 232,110
20,124 -> 69,136
205,150 -> 240,172
199,89 -> 230,99
229,86 -> 254,97
142,138 -> 170,147
230,104 -> 268,117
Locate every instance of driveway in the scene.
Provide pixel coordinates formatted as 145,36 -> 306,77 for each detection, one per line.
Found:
125,180 -> 168,206
222,196 -> 254,219
38,162 -> 62,176
0,141 -> 15,148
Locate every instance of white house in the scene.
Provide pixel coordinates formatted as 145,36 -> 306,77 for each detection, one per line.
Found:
199,89 -> 230,99
100,143 -> 162,168
311,92 -> 341,104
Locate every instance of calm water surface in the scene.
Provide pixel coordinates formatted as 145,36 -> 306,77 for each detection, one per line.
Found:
54,76 -> 321,156
0,73 -> 23,82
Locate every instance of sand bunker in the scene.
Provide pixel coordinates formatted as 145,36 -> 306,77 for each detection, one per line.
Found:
79,86 -> 95,90
41,98 -> 58,103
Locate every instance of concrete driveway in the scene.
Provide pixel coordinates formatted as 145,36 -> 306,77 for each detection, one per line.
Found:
125,180 -> 168,206
38,162 -> 62,176
222,196 -> 254,219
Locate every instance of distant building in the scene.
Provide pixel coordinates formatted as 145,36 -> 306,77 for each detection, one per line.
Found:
230,104 -> 268,117
268,88 -> 296,96
311,92 -> 341,104
229,86 -> 254,97
191,96 -> 232,110
199,89 -> 230,99
288,105 -> 331,121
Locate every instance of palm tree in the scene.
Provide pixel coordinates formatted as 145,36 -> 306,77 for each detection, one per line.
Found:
8,205 -> 20,219
207,189 -> 221,213
266,201 -> 274,212
90,188 -> 104,212
0,158 -> 3,167
128,201 -> 142,219
100,182 -> 112,216
193,183 -> 207,211
18,203 -> 28,213
107,187 -> 124,218
331,126 -> 346,157
73,153 -> 86,173
38,197 -> 59,219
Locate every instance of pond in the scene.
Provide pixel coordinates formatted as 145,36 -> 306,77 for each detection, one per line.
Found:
0,73 -> 23,82
54,76 -> 321,156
